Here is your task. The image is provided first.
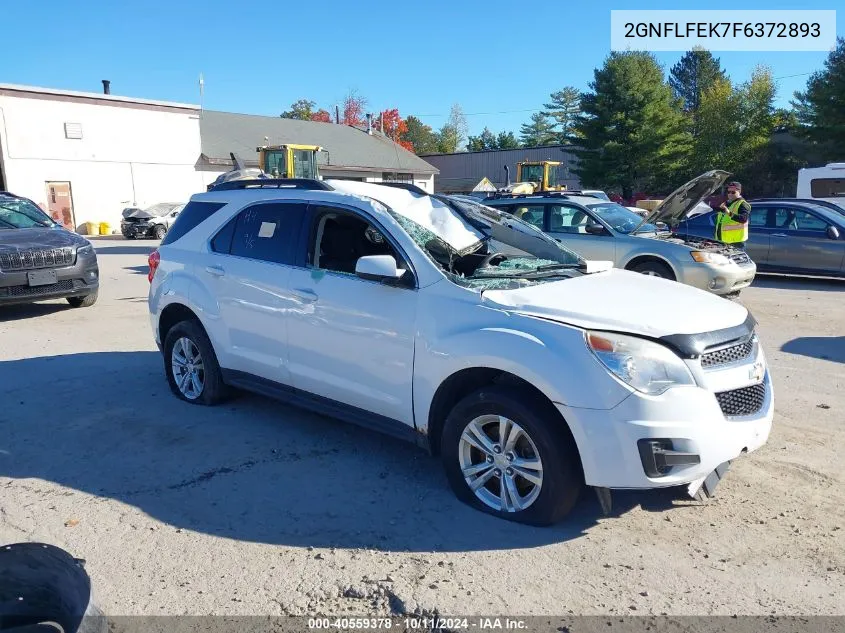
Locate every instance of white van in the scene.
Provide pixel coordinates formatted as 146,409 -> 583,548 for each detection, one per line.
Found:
797,163 -> 845,207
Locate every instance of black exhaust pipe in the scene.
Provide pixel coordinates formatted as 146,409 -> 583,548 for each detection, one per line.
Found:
101,80 -> 111,94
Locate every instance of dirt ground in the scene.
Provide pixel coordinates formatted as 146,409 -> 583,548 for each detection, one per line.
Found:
1,238 -> 843,617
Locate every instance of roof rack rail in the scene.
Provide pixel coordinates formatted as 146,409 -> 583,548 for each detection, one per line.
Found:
378,182 -> 430,196
208,178 -> 334,192
482,190 -> 594,200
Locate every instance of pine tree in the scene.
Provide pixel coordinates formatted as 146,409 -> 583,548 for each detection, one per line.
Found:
519,113 -> 556,147
542,87 -> 581,143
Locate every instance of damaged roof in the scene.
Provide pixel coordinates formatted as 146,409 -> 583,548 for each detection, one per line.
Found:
199,110 -> 438,175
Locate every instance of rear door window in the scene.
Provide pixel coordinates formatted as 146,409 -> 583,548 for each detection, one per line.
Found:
228,202 -> 307,265
749,207 -> 769,227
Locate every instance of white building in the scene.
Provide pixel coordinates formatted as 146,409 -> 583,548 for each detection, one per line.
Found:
0,83 -> 205,231
0,83 -> 439,233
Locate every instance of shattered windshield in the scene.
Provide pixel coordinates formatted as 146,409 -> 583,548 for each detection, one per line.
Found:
389,197 -> 584,291
0,197 -> 55,229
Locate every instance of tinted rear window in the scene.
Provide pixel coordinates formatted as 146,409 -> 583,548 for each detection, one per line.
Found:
160,201 -> 226,245
228,202 -> 307,265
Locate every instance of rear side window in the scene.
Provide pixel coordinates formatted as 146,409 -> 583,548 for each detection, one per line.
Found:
210,217 -> 236,254
749,207 -> 768,227
228,202 -> 307,265
160,201 -> 226,245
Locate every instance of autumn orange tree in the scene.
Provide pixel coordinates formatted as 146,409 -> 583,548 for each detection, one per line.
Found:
311,109 -> 332,123
378,108 -> 414,151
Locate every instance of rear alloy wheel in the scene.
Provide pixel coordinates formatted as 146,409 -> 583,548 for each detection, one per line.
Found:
163,320 -> 228,405
442,386 -> 583,526
631,260 -> 674,280
153,225 -> 167,240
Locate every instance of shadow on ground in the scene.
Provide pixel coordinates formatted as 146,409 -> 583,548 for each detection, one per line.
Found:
124,265 -> 149,275
0,351 -> 695,551
781,336 -> 845,363
0,302 -> 72,322
752,274 -> 845,292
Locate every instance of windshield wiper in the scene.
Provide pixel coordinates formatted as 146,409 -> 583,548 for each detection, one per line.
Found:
535,263 -> 583,271
0,217 -> 18,229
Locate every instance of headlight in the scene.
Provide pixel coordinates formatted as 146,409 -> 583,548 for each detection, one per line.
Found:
586,331 -> 695,395
77,243 -> 94,255
691,251 -> 729,265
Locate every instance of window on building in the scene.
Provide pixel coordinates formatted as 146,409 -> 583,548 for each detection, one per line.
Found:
383,172 -> 413,183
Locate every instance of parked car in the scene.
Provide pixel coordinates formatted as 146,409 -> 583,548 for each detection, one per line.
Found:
120,203 -> 184,240
482,171 -> 756,297
147,177 -> 772,525
676,199 -> 845,278
0,192 -> 99,308
581,189 -> 611,201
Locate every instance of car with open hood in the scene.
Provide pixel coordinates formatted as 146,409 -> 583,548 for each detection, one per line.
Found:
0,192 -> 99,308
120,202 -> 185,240
147,177 -> 773,525
481,171 -> 756,297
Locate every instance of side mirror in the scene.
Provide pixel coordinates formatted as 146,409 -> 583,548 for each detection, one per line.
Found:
827,225 -> 840,240
585,223 -> 607,236
355,255 -> 408,285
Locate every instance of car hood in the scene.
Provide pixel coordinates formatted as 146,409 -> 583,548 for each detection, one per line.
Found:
482,268 -> 748,338
0,227 -> 87,252
637,170 -> 731,230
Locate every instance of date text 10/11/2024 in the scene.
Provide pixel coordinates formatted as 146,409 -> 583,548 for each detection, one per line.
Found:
307,617 -> 528,630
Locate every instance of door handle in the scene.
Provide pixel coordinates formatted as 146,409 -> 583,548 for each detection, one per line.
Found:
293,288 -> 318,302
771,233 -> 788,238
205,265 -> 225,277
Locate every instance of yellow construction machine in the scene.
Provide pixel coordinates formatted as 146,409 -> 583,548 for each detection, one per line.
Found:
256,143 -> 326,179
502,161 -> 567,194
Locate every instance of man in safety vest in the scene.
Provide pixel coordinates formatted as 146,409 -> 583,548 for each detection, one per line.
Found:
715,181 -> 750,249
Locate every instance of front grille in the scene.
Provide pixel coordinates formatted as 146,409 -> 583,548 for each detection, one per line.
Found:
1,279 -> 84,298
0,247 -> 75,272
730,252 -> 751,265
701,340 -> 754,368
715,382 -> 766,417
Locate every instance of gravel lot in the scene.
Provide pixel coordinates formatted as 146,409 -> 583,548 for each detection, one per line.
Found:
1,238 -> 843,617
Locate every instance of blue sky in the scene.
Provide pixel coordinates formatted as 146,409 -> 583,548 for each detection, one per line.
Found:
2,0 -> 840,138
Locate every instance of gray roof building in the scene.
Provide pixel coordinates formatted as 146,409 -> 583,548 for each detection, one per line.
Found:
199,110 -> 438,175
421,145 -> 581,193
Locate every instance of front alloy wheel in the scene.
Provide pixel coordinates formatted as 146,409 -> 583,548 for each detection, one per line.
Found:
459,415 -> 544,512
170,336 -> 205,400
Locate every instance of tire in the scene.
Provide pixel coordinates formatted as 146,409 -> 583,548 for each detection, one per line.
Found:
163,319 -> 228,406
441,386 -> 583,526
66,290 -> 98,308
631,260 -> 675,280
153,225 -> 167,240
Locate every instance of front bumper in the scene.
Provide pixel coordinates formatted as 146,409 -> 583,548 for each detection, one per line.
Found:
121,221 -> 153,237
0,253 -> 99,306
559,370 -> 773,489
680,261 -> 757,295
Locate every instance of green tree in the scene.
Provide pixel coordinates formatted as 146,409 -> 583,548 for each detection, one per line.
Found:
519,113 -> 556,147
692,67 -> 776,193
439,104 -> 469,153
574,51 -> 691,198
792,37 -> 845,160
281,99 -> 316,120
400,116 -> 439,154
496,131 -> 520,149
669,48 -> 727,116
466,127 -> 498,151
542,87 -> 581,143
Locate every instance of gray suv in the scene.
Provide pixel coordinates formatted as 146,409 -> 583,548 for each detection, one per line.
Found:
481,171 -> 757,297
0,192 -> 99,308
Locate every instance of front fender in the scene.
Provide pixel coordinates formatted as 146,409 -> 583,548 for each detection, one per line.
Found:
413,316 -> 632,438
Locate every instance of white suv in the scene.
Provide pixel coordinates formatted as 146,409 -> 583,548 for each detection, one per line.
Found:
147,179 -> 774,526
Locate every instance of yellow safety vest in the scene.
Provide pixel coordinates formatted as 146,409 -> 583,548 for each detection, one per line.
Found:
715,198 -> 750,244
